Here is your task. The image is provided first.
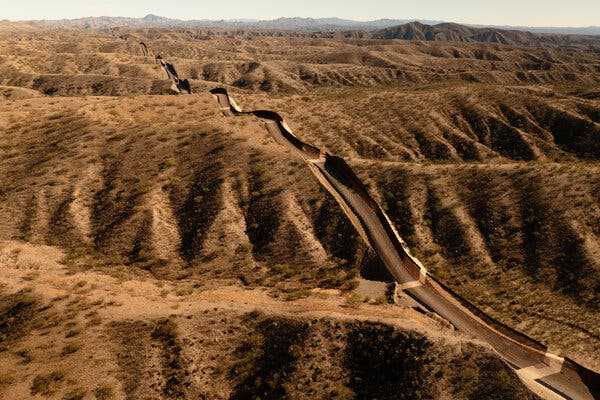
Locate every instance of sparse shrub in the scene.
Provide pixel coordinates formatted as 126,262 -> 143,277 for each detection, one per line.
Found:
0,292 -> 36,344
175,284 -> 194,297
94,386 -> 114,400
61,343 -> 80,356
65,329 -> 80,338
30,371 -> 64,396
283,289 -> 311,301
63,388 -> 85,400
269,263 -> 303,278
74,280 -> 87,288
16,349 -> 32,364
0,373 -> 15,388
342,293 -> 363,308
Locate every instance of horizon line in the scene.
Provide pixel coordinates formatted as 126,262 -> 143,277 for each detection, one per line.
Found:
4,14 -> 600,29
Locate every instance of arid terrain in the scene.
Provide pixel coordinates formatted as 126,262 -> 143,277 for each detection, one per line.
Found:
0,20 -> 599,399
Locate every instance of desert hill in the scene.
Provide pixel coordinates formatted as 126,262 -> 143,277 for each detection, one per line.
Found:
0,243 -> 538,399
0,24 -> 599,399
373,21 -> 549,46
1,26 -> 600,100
370,21 -> 600,47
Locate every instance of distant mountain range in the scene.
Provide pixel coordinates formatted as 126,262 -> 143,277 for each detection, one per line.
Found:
27,14 -> 600,37
29,14 -> 442,30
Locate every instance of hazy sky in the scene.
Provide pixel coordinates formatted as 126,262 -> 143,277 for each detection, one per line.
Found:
3,0 -> 600,27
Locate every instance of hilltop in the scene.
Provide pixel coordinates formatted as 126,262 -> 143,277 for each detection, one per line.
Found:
372,21 -> 585,46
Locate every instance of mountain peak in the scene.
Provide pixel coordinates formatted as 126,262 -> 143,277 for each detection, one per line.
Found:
142,14 -> 164,21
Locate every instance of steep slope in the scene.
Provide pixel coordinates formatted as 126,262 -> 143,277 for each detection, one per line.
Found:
0,242 -> 538,399
238,85 -> 600,162
372,21 -> 600,47
1,24 -> 600,399
212,87 -> 600,399
1,26 -> 600,97
0,95 -> 360,296
1,90 -> 599,377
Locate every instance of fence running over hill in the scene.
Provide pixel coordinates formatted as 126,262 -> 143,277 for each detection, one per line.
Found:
124,35 -> 600,400
208,86 -> 600,400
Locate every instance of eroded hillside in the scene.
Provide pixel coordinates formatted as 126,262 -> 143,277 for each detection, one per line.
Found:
1,26 -> 600,97
0,24 -> 599,400
0,242 -> 538,399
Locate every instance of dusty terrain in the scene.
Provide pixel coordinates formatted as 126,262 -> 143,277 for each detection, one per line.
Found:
0,22 -> 599,399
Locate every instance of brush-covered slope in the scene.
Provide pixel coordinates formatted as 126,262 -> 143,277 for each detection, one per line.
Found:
240,85 -> 600,161
1,26 -> 600,97
0,242 -> 538,399
1,24 -> 600,399
226,87 -> 600,370
0,94 -> 362,296
372,21 -> 600,47
1,89 -> 599,374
